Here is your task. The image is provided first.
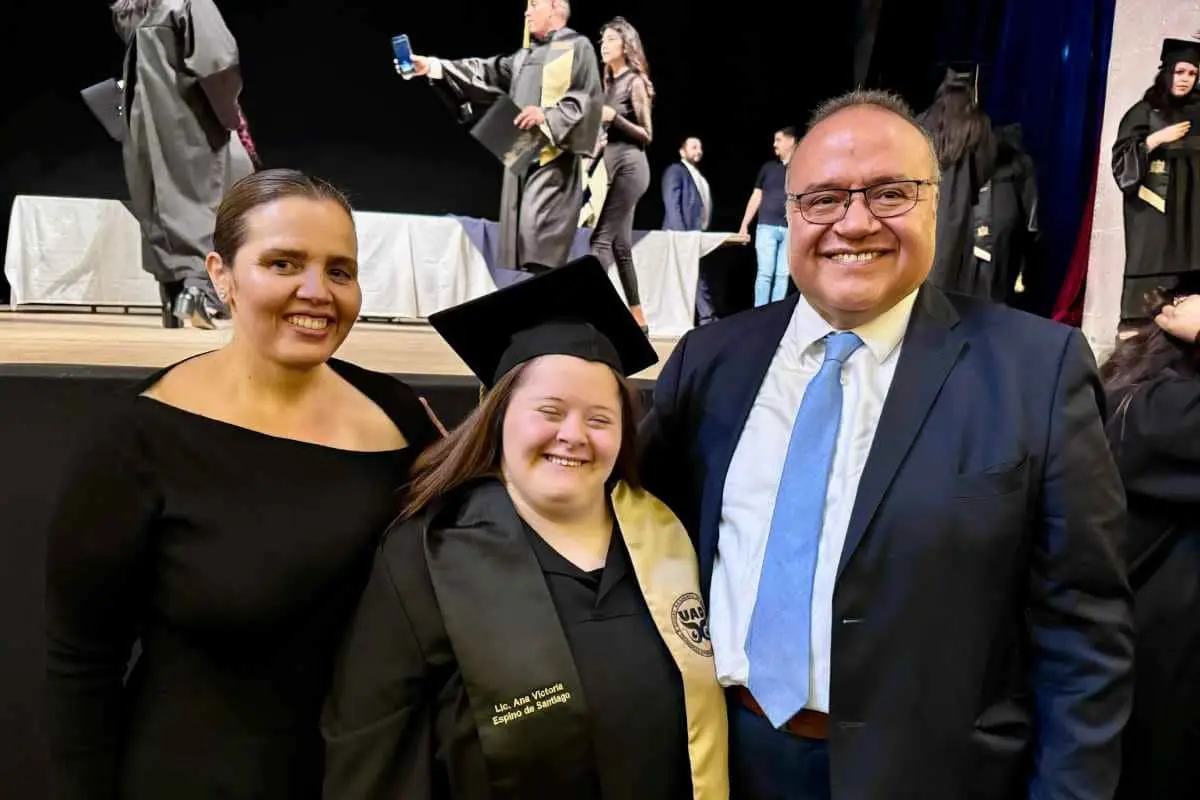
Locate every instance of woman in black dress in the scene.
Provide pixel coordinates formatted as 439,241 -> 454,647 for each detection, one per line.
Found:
590,17 -> 654,333
322,257 -> 728,799
44,169 -> 442,799
1101,286 -> 1200,798
1112,38 -> 1200,324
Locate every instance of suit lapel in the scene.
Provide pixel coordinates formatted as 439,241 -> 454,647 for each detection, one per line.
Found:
836,285 -> 966,581
697,297 -> 798,597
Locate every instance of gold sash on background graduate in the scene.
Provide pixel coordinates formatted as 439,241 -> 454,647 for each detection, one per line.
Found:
423,479 -> 729,800
1140,109 -> 1173,213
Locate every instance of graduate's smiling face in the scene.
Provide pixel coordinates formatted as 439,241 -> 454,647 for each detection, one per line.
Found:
207,196 -> 361,369
786,105 -> 938,329
500,355 -> 623,518
1172,62 -> 1199,96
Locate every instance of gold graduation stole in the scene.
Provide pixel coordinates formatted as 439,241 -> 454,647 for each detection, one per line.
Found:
1139,158 -> 1168,213
537,42 -> 574,165
612,483 -> 731,800
424,479 -> 730,800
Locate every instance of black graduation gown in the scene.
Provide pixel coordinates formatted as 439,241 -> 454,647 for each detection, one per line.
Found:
115,0 -> 250,288
1112,99 -> 1200,322
970,124 -> 1040,304
922,120 -> 998,298
321,479 -> 729,800
1106,376 -> 1200,798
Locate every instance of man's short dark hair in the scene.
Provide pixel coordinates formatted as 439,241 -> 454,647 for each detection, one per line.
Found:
777,126 -> 797,139
806,89 -> 940,180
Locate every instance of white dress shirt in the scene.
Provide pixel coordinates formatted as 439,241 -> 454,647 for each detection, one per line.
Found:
709,289 -> 918,713
681,159 -> 712,231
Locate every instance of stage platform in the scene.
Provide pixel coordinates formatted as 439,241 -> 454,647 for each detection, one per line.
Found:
0,309 -> 677,378
0,309 -> 678,799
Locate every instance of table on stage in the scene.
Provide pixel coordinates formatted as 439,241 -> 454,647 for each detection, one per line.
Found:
4,195 -> 738,337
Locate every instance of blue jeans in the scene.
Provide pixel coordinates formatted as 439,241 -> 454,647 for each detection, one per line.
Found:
754,224 -> 789,306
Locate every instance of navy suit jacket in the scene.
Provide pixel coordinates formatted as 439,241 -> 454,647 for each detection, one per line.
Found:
639,285 -> 1133,800
662,162 -> 705,231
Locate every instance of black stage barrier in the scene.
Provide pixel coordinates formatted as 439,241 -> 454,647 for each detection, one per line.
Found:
0,364 -> 654,798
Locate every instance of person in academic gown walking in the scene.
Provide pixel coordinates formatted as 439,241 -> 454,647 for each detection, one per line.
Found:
1101,286 -> 1200,799
1113,38 -> 1200,324
112,0 -> 253,330
322,257 -> 728,800
400,0 -> 602,271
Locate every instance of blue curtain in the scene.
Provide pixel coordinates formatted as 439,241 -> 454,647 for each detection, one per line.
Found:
868,0 -> 1116,315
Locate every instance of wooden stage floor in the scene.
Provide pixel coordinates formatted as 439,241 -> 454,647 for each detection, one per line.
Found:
0,309 -> 678,380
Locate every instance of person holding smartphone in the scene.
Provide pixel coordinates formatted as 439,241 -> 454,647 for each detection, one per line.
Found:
395,0 -> 602,272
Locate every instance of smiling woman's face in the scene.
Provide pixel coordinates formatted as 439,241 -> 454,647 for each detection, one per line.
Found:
209,196 -> 361,369
500,355 -> 623,518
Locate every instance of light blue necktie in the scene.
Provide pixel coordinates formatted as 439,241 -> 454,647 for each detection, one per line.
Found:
747,331 -> 864,728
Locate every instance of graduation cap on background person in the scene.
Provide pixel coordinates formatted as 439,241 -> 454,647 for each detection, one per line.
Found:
428,255 -> 659,390
1161,38 -> 1200,68
934,61 -> 986,106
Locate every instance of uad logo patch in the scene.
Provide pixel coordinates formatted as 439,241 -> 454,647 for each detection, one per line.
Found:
671,592 -> 713,657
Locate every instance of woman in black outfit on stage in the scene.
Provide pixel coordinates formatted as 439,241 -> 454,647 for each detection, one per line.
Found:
590,16 -> 654,333
44,169 -> 442,800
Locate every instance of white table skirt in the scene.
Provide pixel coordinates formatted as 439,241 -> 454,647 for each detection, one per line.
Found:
4,195 -> 733,336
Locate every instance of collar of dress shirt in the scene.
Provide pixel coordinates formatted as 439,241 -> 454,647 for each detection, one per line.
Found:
789,285 -> 920,364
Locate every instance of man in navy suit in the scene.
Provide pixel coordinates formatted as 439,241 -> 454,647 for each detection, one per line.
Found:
640,89 -> 1132,799
662,136 -> 717,326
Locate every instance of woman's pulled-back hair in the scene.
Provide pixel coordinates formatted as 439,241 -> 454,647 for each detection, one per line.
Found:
213,169 -> 353,264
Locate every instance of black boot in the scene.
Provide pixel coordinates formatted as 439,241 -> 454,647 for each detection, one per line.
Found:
160,281 -> 183,329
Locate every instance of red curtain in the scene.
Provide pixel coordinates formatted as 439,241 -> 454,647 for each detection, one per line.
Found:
1051,144 -> 1101,326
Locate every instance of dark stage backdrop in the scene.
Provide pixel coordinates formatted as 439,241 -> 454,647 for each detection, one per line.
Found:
868,0 -> 1117,317
0,0 -> 860,309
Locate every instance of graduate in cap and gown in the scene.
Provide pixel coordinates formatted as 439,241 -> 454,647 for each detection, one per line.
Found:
1113,38 -> 1200,324
321,257 -> 728,800
111,0 -> 252,329
917,65 -> 999,298
398,0 -> 602,271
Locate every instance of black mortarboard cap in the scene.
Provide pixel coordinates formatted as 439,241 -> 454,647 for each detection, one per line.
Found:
428,255 -> 659,388
938,62 -> 983,105
1162,38 -> 1200,68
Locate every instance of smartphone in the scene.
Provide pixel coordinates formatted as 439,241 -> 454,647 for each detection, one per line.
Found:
392,34 -> 415,75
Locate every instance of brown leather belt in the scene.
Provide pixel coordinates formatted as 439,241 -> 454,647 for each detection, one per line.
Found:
731,686 -> 830,740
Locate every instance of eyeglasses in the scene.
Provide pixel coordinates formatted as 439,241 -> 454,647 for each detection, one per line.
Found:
786,179 -> 938,224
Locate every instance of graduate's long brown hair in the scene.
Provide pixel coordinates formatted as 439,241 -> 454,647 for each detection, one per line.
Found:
402,359 -> 643,520
1101,289 -> 1200,401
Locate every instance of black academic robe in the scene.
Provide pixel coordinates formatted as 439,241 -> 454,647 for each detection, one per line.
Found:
428,27 -> 603,270
1112,99 -> 1200,322
969,124 -> 1040,304
115,0 -> 252,288
321,479 -> 728,800
1107,375 -> 1200,799
917,109 -> 998,298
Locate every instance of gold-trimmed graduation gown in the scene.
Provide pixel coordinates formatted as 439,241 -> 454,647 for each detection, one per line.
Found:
429,27 -> 602,270
1112,98 -> 1200,322
321,479 -> 729,800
